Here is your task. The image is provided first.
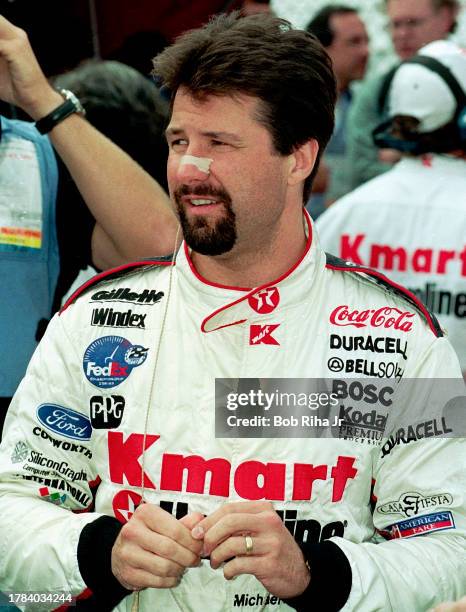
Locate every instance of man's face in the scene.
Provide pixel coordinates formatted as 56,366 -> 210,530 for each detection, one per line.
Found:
326,12 -> 369,90
387,0 -> 455,60
166,88 -> 293,257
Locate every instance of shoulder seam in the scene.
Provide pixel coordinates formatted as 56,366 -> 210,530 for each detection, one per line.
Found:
325,253 -> 443,337
60,258 -> 173,314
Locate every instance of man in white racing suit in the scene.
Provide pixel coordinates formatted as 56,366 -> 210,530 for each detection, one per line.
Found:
0,13 -> 465,612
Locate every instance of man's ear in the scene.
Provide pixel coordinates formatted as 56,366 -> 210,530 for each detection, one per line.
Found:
287,139 -> 319,187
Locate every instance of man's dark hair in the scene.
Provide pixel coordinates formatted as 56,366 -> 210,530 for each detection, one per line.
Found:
152,12 -> 336,201
306,5 -> 358,48
54,60 -> 169,191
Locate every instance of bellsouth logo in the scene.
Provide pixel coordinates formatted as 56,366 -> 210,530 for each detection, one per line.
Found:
83,336 -> 148,389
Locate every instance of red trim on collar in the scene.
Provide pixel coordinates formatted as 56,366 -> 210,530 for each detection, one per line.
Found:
187,210 -> 313,291
200,213 -> 313,333
325,262 -> 439,337
60,260 -> 173,314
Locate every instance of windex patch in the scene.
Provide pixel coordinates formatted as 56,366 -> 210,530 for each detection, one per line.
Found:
91,308 -> 146,329
90,395 -> 125,429
83,336 -> 148,389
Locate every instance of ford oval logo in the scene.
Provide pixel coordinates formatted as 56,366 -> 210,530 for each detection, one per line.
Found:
37,404 -> 92,441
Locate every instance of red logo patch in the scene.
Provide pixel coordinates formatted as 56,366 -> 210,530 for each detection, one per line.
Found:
112,489 -> 143,523
329,306 -> 414,332
248,287 -> 280,314
249,324 -> 280,345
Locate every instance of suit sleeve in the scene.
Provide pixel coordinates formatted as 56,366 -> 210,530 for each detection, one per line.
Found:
331,336 -> 466,611
0,310 -> 105,601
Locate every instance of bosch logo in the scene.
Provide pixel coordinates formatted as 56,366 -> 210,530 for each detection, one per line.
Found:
332,380 -> 394,407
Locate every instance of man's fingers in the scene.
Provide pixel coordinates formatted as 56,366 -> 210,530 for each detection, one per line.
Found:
192,501 -> 273,539
124,545 -> 186,578
179,511 -> 205,531
133,503 -> 202,556
115,564 -> 182,590
210,535 -> 265,569
201,509 -> 280,556
121,516 -> 201,567
222,555 -> 261,581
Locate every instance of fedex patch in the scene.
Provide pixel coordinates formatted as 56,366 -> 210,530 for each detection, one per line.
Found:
385,511 -> 455,539
83,335 -> 148,388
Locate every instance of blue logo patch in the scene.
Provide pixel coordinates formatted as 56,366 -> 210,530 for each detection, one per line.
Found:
385,511 -> 455,539
83,335 -> 148,389
37,404 -> 92,441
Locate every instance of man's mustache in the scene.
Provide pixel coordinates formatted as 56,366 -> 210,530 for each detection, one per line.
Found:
174,184 -> 232,204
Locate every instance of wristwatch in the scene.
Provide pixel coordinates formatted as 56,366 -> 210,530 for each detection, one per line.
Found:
35,89 -> 85,134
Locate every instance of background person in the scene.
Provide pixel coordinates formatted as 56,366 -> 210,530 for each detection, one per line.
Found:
0,42 -> 176,434
305,4 -> 369,217
345,0 -> 460,190
317,39 -> 466,376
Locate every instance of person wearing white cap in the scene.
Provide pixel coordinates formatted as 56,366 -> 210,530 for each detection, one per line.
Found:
317,39 -> 466,375
345,0 -> 460,191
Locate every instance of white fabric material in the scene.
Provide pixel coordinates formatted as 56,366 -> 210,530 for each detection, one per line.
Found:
317,155 -> 466,373
387,40 -> 466,132
0,217 -> 464,611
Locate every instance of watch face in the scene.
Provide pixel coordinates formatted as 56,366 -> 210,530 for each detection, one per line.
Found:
60,89 -> 85,115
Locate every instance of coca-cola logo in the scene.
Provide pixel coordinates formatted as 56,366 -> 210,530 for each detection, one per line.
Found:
329,306 -> 415,332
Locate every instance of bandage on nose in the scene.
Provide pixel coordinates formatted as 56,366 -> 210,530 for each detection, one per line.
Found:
180,154 -> 213,174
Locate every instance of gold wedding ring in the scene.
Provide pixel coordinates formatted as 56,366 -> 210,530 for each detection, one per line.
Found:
244,535 -> 254,555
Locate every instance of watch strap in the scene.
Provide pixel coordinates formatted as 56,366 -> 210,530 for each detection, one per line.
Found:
35,90 -> 84,135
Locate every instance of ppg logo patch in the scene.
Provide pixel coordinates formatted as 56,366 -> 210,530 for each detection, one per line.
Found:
83,336 -> 148,389
90,395 -> 125,429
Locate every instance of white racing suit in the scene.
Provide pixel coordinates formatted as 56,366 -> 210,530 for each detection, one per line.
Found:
0,215 -> 465,611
